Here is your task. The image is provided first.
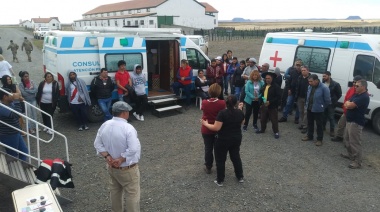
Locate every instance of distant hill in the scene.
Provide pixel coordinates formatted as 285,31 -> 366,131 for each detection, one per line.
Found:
232,18 -> 251,22
346,16 -> 362,20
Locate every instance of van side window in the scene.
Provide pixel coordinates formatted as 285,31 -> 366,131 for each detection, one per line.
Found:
353,55 -> 380,85
295,46 -> 330,73
105,53 -> 143,72
186,49 -> 207,70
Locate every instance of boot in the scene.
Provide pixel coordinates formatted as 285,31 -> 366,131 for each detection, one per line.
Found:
330,130 -> 335,138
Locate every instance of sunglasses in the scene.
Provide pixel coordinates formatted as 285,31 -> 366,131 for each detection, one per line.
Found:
296,64 -> 301,66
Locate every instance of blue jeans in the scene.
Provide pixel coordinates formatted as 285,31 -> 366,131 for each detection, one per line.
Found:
172,82 -> 192,106
118,94 -> 124,101
223,75 -> 229,93
98,97 -> 113,121
0,133 -> 28,161
25,99 -> 37,129
235,86 -> 242,100
282,95 -> 299,119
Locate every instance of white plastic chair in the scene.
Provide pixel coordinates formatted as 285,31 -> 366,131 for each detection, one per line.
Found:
195,96 -> 202,110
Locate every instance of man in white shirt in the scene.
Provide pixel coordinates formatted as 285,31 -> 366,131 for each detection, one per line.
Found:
94,101 -> 141,212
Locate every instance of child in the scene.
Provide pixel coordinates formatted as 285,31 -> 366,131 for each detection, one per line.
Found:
131,64 -> 148,121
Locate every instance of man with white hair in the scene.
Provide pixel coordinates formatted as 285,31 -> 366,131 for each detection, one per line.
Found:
260,63 -> 270,78
241,58 -> 258,80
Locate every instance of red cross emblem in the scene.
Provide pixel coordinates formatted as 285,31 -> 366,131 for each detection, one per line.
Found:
270,51 -> 282,67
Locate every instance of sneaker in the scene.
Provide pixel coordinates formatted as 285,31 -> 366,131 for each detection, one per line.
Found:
298,125 -> 304,130
84,125 -> 89,130
301,128 -> 308,134
278,117 -> 287,122
29,129 -> 36,134
274,133 -> 280,139
253,125 -> 258,130
46,130 -> 53,135
294,119 -> 299,124
315,140 -> 323,146
302,136 -> 313,141
78,126 -> 83,131
133,112 -> 141,121
331,136 -> 343,142
348,161 -> 361,169
330,130 -> 335,138
139,115 -> 144,121
43,128 -> 48,132
340,153 -> 352,160
242,125 -> 247,132
256,129 -> 264,134
238,178 -> 244,183
214,180 -> 223,187
204,166 -> 211,174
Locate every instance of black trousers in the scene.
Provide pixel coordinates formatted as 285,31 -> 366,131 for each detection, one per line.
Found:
70,103 -> 88,127
202,133 -> 216,169
214,136 -> 243,182
244,101 -> 260,127
39,103 -> 55,128
135,94 -> 148,116
307,110 -> 324,141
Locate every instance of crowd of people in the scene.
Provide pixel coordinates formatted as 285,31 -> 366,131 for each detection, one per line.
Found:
198,50 -> 370,187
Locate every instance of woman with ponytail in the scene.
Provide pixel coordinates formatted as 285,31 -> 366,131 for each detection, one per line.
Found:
18,71 -> 38,134
202,95 -> 245,186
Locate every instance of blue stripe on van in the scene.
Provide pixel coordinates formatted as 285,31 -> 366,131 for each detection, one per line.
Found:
84,37 -> 94,48
60,37 -> 74,48
124,37 -> 134,47
103,37 -> 115,48
304,40 -> 337,48
57,50 -> 99,54
181,48 -> 186,52
272,38 -> 298,45
271,38 -> 373,51
142,39 -> 146,47
53,49 -> 146,54
44,46 -> 57,53
348,42 -> 372,51
180,37 -> 186,46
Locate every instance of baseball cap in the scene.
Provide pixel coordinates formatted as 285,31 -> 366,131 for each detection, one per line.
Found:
112,101 -> 132,112
215,56 -> 222,61
249,58 -> 257,63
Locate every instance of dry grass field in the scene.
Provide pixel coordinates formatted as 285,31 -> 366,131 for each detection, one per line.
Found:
219,19 -> 380,30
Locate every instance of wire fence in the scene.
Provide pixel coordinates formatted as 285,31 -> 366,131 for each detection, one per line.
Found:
195,26 -> 380,41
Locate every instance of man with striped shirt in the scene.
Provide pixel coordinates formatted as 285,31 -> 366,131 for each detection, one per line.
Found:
0,88 -> 28,161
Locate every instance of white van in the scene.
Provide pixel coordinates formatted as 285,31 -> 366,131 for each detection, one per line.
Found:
259,31 -> 380,134
42,27 -> 210,121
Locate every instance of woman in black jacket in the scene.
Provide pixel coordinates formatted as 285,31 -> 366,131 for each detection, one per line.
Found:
195,69 -> 210,99
36,72 -> 60,134
232,60 -> 246,100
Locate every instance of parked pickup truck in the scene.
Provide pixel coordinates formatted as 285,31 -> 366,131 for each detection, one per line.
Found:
186,35 -> 209,55
33,27 -> 50,40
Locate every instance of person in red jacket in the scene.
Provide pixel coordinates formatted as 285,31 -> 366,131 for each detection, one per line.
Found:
331,75 -> 362,142
172,59 -> 193,109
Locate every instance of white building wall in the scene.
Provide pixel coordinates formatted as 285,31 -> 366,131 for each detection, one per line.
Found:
49,19 -> 61,30
156,0 -> 215,29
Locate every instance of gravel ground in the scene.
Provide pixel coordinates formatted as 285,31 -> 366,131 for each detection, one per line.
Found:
1,27 -> 380,212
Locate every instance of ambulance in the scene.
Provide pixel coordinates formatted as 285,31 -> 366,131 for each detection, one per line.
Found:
42,27 -> 210,122
259,30 -> 380,134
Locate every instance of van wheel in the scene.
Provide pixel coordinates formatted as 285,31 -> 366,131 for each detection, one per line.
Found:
87,103 -> 104,123
372,112 -> 380,135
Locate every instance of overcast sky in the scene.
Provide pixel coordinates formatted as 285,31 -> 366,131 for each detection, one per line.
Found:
1,0 -> 379,24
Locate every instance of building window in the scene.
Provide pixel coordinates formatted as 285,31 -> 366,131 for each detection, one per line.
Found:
214,19 -> 216,24
115,20 -> 118,26
108,13 -> 111,16
135,20 -> 138,26
89,22 -> 92,26
113,12 -> 116,16
52,23 -> 56,26
137,9 -> 141,13
107,20 -> 110,26
140,20 -> 144,25
147,8 -> 150,12
149,20 -> 154,25
129,10 -> 132,14
95,22 -> 97,26
127,21 -> 131,26
123,20 -> 126,26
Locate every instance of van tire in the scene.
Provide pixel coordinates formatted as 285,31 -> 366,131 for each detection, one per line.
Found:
372,112 -> 380,135
87,103 -> 104,123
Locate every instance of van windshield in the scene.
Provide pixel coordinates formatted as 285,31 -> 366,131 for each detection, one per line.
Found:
189,38 -> 199,45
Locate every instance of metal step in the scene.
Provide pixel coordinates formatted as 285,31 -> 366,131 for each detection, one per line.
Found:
156,105 -> 182,112
0,152 -> 72,205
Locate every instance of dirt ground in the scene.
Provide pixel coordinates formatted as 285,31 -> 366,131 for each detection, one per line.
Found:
208,38 -> 264,62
